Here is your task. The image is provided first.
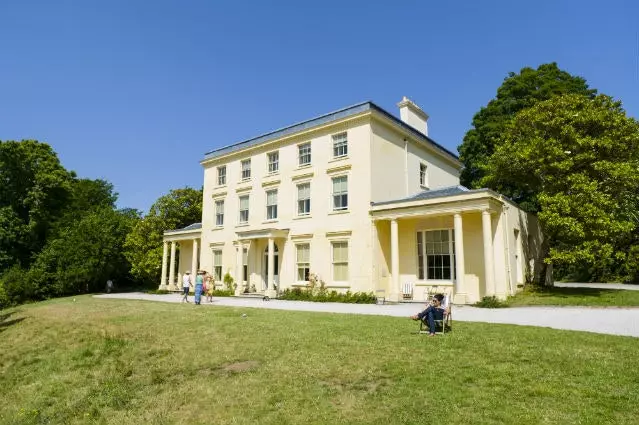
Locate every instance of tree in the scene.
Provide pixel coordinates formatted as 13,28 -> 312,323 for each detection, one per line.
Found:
29,207 -> 139,298
124,188 -> 203,286
484,94 -> 639,284
459,63 -> 597,192
0,140 -> 73,268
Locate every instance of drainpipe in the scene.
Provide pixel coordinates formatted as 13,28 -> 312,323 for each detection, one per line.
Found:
500,196 -> 513,296
404,138 -> 409,197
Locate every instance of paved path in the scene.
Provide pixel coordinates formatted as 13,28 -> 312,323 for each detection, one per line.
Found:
95,293 -> 639,338
554,282 -> 639,291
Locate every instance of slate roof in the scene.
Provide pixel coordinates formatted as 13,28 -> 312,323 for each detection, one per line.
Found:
371,185 -> 477,207
202,101 -> 459,162
165,222 -> 202,233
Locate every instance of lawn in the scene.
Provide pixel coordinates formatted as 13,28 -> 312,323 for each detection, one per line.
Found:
1,297 -> 639,425
506,285 -> 639,307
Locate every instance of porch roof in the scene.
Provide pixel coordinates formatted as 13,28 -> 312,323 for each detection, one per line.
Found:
236,227 -> 290,241
370,187 -> 508,220
163,222 -> 202,241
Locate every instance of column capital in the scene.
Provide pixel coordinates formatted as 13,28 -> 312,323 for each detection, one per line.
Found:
482,209 -> 492,216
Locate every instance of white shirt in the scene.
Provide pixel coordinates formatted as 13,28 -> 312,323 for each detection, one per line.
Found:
182,274 -> 191,288
106,280 -> 113,288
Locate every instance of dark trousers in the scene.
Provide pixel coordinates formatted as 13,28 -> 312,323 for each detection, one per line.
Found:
418,306 -> 444,333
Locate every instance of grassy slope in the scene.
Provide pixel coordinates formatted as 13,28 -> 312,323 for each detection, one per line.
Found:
1,296 -> 638,425
507,286 -> 639,306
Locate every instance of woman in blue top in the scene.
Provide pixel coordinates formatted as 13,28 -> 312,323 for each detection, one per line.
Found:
194,270 -> 204,305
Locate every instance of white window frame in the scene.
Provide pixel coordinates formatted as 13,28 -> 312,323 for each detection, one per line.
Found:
267,151 -> 279,174
266,189 -> 278,220
332,132 -> 348,158
238,195 -> 249,224
331,175 -> 348,211
213,250 -> 223,281
217,166 -> 226,186
416,229 -> 456,281
295,243 -> 311,283
331,240 -> 349,282
296,182 -> 311,216
298,142 -> 311,167
215,199 -> 224,227
241,159 -> 251,181
419,163 -> 428,187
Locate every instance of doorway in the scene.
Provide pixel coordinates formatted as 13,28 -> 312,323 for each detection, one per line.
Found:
263,243 -> 279,289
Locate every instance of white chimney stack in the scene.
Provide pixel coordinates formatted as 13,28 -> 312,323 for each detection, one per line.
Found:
397,96 -> 429,136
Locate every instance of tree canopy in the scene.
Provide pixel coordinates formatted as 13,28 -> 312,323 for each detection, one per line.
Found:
459,63 -> 596,191
484,94 -> 639,281
124,188 -> 203,286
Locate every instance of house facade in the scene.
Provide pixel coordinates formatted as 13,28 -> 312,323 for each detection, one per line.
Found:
159,97 -> 544,303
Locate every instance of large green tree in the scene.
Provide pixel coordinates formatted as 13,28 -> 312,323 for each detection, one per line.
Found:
459,63 -> 596,194
0,140 -> 73,268
28,207 -> 139,298
124,188 -> 203,286
484,94 -> 639,284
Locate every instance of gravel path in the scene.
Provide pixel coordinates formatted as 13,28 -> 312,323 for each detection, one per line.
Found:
94,293 -> 639,338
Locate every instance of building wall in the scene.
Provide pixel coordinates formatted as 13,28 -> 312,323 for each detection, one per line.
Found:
369,120 -> 461,204
199,119 -> 374,292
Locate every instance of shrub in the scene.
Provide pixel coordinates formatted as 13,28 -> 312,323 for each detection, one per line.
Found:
145,289 -> 170,295
474,295 -> 508,308
0,266 -> 36,307
211,289 -> 234,297
278,288 -> 376,304
223,271 -> 236,292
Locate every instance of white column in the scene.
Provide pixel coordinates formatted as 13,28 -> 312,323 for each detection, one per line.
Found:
159,241 -> 169,290
168,241 -> 177,290
235,243 -> 244,296
191,239 -> 199,276
482,210 -> 495,296
267,237 -> 276,297
453,213 -> 466,303
390,219 -> 400,302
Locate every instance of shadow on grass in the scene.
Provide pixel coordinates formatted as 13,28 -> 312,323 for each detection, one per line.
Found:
0,310 -> 25,333
527,286 -> 616,298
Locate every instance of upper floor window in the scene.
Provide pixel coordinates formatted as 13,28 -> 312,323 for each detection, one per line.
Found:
241,159 -> 251,181
420,163 -> 428,187
268,151 -> 279,174
298,143 -> 311,166
266,189 -> 278,220
297,183 -> 311,216
239,195 -> 249,223
215,200 -> 224,226
332,132 -> 348,158
217,166 -> 226,186
332,175 -> 348,211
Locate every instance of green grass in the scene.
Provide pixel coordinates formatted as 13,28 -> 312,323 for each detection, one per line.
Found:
1,297 -> 639,424
507,286 -> 639,307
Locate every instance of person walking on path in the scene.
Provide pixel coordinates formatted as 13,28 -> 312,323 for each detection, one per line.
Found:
182,271 -> 192,303
194,270 -> 204,305
105,279 -> 113,294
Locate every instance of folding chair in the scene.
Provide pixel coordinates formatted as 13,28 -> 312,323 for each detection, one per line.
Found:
375,289 -> 386,305
402,282 -> 414,300
418,293 -> 453,335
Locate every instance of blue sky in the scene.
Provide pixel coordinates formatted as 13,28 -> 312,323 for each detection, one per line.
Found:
1,0 -> 637,212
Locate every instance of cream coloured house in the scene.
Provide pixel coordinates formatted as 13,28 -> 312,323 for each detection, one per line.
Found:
159,97 -> 544,304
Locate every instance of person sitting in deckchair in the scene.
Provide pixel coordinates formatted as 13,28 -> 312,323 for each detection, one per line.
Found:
410,293 -> 448,336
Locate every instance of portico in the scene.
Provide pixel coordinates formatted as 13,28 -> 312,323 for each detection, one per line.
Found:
371,188 -> 528,304
233,228 -> 289,297
159,223 -> 202,291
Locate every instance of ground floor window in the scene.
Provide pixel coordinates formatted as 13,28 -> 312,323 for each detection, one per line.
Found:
332,241 -> 349,281
296,243 -> 310,282
416,229 -> 455,280
243,248 -> 248,282
213,250 -> 222,281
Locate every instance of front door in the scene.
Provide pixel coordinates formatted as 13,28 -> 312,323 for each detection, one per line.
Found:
263,244 -> 279,289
